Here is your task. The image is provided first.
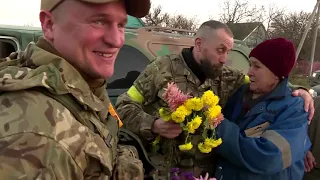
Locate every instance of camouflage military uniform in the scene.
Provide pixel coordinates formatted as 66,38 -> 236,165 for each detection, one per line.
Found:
115,49 -> 247,178
0,38 -> 143,180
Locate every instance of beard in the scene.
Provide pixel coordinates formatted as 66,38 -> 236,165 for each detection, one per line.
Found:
199,59 -> 223,79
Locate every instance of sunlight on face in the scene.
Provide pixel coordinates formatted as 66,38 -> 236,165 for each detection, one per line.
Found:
51,0 -> 127,80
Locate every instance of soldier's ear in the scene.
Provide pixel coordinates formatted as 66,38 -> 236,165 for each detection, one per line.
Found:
195,37 -> 202,52
40,10 -> 55,41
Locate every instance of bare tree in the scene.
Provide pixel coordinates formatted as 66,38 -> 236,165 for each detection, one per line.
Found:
164,14 -> 198,31
268,10 -> 320,60
263,4 -> 286,36
218,0 -> 264,24
143,5 -> 170,27
142,5 -> 198,33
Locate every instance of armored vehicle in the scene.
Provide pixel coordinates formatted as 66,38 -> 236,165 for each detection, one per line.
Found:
0,24 -> 252,103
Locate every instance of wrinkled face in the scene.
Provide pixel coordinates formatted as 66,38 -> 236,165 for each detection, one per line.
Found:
247,57 -> 279,94
195,28 -> 234,79
40,0 -> 127,80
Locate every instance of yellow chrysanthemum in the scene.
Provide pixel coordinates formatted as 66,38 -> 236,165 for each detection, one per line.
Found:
179,142 -> 193,151
185,97 -> 204,111
198,142 -> 212,153
201,90 -> 219,107
159,107 -> 171,121
204,138 -> 223,148
186,116 -> 203,134
205,105 -> 222,120
171,105 -> 190,123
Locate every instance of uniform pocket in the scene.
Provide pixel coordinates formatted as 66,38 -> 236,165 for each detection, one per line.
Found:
84,130 -> 117,177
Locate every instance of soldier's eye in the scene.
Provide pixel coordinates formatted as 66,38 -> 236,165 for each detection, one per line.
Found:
94,20 -> 104,25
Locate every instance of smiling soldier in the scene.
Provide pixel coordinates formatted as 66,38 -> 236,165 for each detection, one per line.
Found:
0,0 -> 150,179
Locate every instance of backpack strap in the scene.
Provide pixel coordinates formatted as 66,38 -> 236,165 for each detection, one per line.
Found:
31,87 -> 157,176
30,87 -> 102,136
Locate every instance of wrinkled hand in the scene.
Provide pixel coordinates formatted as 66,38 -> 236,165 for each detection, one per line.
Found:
305,151 -> 316,172
194,173 -> 216,180
292,89 -> 314,123
152,118 -> 182,139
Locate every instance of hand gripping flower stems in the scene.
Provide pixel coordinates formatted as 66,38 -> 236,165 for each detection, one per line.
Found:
153,82 -> 224,154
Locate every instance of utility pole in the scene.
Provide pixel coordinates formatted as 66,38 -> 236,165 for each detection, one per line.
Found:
295,0 -> 320,76
310,2 -> 320,76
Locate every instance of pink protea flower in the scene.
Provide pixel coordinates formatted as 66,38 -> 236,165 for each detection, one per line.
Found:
163,82 -> 191,111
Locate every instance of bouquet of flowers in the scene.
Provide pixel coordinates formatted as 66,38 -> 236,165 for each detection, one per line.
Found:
152,82 -> 224,154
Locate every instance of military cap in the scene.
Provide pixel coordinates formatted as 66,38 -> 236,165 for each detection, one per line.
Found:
40,0 -> 151,18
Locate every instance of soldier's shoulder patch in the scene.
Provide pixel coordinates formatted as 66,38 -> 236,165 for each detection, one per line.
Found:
108,103 -> 123,127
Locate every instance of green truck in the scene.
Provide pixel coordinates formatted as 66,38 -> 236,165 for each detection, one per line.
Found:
0,23 -> 252,103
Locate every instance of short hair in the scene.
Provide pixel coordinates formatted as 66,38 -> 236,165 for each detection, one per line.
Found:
195,20 -> 233,39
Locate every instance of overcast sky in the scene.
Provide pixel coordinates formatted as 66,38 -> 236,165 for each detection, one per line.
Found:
0,0 -> 317,27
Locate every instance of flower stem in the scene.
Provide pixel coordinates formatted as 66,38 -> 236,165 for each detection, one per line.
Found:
185,133 -> 190,143
211,128 -> 216,139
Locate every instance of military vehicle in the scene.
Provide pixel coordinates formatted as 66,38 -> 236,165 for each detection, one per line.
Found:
0,24 -> 252,104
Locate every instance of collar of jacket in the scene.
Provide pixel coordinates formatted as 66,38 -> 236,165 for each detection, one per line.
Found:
177,49 -> 216,88
181,47 -> 206,84
245,78 -> 289,101
241,78 -> 289,119
19,37 -> 106,112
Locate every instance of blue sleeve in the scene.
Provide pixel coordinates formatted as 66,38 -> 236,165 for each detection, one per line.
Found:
305,136 -> 312,154
216,99 -> 309,175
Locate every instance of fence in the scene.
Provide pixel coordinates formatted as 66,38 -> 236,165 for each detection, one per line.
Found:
292,60 -> 320,76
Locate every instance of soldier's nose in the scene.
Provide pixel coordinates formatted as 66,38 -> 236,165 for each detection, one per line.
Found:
103,27 -> 125,48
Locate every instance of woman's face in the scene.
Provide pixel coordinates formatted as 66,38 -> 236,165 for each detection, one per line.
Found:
247,57 -> 279,95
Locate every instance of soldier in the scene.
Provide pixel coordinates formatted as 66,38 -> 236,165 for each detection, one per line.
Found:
0,0 -> 150,179
115,20 -> 315,179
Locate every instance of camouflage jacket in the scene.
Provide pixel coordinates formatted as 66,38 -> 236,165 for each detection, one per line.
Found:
0,39 -> 142,180
115,52 -> 246,142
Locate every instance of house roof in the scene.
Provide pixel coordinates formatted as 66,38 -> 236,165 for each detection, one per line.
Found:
227,22 -> 262,40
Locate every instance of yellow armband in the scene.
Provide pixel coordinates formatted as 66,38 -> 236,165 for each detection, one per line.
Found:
127,85 -> 145,104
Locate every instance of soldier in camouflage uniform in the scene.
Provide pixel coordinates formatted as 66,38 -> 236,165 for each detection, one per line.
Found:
115,20 -> 315,179
0,0 -> 150,179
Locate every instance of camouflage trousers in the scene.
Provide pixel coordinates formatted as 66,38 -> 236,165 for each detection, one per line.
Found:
149,154 -> 217,180
303,168 -> 320,180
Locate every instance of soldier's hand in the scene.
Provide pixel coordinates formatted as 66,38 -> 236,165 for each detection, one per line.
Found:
304,151 -> 316,172
292,89 -> 314,123
194,172 -> 216,180
152,118 -> 182,139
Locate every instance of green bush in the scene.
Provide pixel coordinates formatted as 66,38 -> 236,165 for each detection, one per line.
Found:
289,75 -> 310,89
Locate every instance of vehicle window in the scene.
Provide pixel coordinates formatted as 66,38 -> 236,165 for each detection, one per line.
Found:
107,45 -> 150,89
0,40 -> 15,58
